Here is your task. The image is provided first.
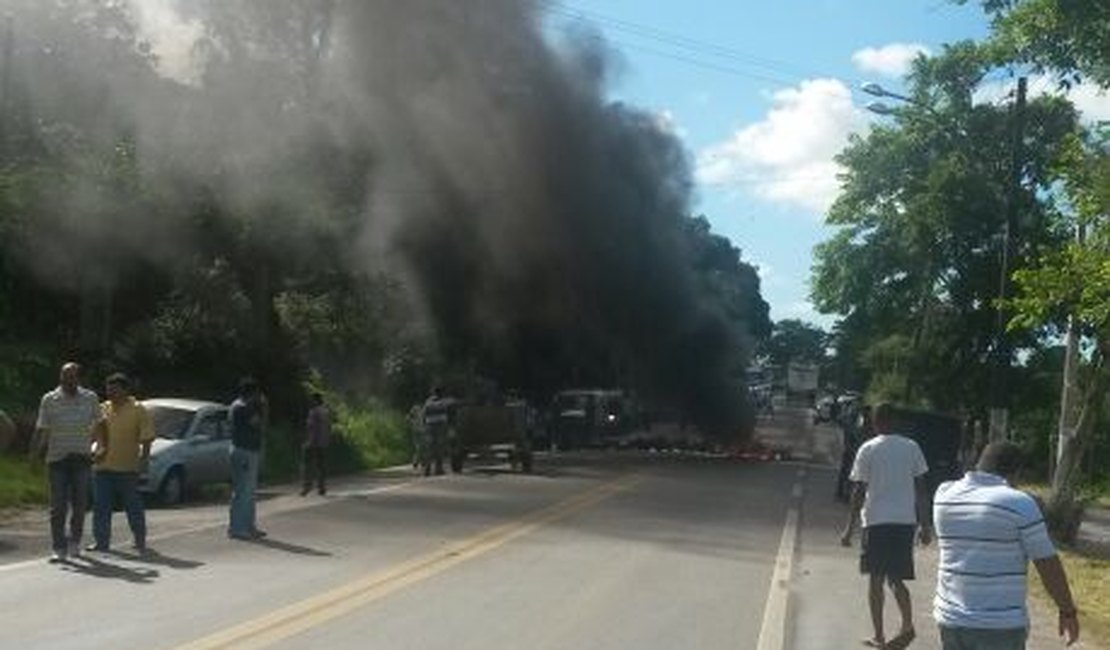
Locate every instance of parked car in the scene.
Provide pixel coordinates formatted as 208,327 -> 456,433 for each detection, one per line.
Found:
139,398 -> 231,505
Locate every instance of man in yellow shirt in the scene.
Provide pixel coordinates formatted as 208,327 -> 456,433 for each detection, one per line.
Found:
89,373 -> 154,553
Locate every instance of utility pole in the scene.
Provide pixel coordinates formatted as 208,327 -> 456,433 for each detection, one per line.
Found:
989,76 -> 1027,442
1054,223 -> 1084,472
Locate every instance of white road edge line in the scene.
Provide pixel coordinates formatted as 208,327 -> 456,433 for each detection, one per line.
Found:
755,470 -> 806,650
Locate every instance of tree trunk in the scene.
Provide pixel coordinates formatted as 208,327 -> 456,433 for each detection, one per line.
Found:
1045,343 -> 1106,543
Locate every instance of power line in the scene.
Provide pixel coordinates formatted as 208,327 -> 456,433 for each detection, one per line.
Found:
537,0 -> 848,86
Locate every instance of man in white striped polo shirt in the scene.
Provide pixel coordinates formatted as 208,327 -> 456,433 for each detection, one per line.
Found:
34,362 -> 100,562
933,441 -> 1079,649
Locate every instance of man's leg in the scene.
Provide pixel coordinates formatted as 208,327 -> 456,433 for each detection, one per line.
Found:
315,448 -> 327,494
889,578 -> 915,641
47,461 -> 70,557
244,449 -> 261,535
91,471 -> 113,550
868,573 -> 887,647
69,460 -> 91,553
120,472 -> 146,549
229,448 -> 248,536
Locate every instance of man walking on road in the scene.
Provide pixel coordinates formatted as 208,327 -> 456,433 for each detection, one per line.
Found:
933,442 -> 1079,649
34,362 -> 100,562
89,373 -> 154,553
300,391 -> 331,496
841,403 -> 932,650
228,378 -> 267,540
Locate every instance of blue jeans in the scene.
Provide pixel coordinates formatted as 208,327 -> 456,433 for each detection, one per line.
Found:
49,456 -> 91,552
229,447 -> 260,536
92,470 -> 146,549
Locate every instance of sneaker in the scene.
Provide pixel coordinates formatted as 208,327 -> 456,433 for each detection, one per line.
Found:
131,542 -> 149,555
48,550 -> 66,564
67,540 -> 82,558
85,543 -> 109,553
249,529 -> 267,539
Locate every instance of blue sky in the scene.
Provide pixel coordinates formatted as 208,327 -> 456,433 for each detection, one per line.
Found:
546,0 -> 993,329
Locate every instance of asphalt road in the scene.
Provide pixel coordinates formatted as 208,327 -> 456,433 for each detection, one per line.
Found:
0,448 -> 806,650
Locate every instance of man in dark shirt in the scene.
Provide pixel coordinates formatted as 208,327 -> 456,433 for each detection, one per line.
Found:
228,378 -> 266,540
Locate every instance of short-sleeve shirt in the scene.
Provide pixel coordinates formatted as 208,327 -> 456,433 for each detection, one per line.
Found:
933,472 -> 1056,629
850,434 -> 928,527
36,386 -> 100,463
95,397 -> 154,472
230,397 -> 264,451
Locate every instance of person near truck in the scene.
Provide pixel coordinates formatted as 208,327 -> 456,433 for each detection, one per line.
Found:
420,386 -> 450,476
841,403 -> 932,650
933,441 -> 1079,649
34,362 -> 100,562
300,391 -> 331,497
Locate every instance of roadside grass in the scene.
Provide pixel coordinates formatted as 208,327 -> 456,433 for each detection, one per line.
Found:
0,455 -> 46,509
1030,546 -> 1110,647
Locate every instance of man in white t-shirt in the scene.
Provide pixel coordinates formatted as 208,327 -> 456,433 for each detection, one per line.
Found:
841,403 -> 932,650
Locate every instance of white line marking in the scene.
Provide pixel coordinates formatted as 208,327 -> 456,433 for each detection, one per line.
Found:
756,482 -> 802,650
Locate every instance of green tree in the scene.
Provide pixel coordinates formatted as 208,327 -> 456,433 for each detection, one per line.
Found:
965,0 -> 1110,86
812,44 -> 1080,413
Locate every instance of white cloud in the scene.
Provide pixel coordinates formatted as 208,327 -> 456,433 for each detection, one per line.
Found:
127,0 -> 203,84
851,43 -> 931,78
976,75 -> 1110,124
695,78 -> 872,213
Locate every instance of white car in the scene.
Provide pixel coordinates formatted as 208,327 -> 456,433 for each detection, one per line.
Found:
139,398 -> 232,505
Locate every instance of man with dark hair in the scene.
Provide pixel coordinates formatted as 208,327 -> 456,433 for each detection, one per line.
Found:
841,403 -> 932,650
228,377 -> 266,540
89,373 -> 154,553
34,362 -> 100,562
933,441 -> 1079,649
300,392 -> 331,497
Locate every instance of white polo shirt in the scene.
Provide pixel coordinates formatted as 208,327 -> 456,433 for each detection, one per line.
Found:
850,433 -> 928,527
35,386 -> 100,463
933,472 -> 1056,629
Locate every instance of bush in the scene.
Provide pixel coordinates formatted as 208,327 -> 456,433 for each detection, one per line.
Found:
0,456 -> 47,508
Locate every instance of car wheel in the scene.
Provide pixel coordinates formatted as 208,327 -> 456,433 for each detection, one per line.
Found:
159,467 -> 186,506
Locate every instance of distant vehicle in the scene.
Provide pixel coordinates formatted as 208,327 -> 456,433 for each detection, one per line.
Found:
139,398 -> 232,505
786,362 -> 819,396
448,397 -> 534,473
550,389 -> 629,449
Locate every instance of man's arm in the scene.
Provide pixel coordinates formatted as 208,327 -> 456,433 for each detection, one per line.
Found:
915,476 -> 933,545
841,481 -> 865,545
1033,555 -> 1079,646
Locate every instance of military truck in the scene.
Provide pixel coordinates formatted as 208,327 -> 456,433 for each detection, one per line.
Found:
446,396 -> 535,474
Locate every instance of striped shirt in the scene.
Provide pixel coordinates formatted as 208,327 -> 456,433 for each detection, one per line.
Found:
35,386 -> 100,463
933,471 -> 1056,629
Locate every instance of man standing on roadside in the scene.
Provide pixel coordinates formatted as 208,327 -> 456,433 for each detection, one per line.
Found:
841,403 -> 932,650
89,373 -> 154,554
228,378 -> 266,540
300,391 -> 331,497
34,362 -> 100,562
933,442 -> 1079,649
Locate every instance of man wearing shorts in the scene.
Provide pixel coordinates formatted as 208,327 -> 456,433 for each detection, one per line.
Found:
841,403 -> 932,650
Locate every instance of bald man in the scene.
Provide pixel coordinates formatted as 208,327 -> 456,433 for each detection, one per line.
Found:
35,362 -> 100,562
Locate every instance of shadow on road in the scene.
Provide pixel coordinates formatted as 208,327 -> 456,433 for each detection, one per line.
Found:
110,548 -> 205,570
59,556 -> 160,584
246,537 -> 332,557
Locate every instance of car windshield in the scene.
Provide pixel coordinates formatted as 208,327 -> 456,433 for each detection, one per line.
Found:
148,406 -> 195,440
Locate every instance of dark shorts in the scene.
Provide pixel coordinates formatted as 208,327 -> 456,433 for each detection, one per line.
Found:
860,524 -> 916,580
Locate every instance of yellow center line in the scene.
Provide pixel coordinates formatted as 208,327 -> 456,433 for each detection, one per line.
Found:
167,473 -> 643,650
